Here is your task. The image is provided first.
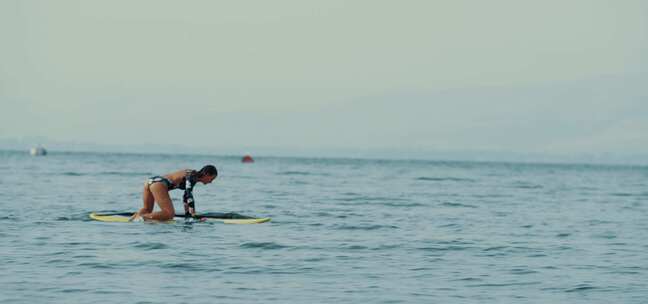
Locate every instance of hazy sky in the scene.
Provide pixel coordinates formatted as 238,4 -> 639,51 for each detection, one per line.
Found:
1,0 -> 647,157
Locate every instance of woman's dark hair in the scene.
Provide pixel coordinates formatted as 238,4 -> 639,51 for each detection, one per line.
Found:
197,165 -> 218,177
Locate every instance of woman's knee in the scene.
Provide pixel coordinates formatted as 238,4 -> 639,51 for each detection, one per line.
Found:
158,201 -> 175,217
160,209 -> 175,220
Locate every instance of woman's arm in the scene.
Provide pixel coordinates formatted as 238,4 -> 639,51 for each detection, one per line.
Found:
183,175 -> 196,217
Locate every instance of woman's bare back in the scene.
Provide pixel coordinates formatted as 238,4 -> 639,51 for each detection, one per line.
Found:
163,169 -> 192,188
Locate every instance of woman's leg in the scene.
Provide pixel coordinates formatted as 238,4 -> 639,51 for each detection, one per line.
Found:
138,182 -> 155,214
141,182 -> 175,221
131,182 -> 155,220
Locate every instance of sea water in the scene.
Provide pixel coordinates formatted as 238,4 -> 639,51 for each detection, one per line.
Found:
0,150 -> 647,303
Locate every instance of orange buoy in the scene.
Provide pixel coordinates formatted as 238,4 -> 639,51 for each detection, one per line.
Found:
241,154 -> 254,163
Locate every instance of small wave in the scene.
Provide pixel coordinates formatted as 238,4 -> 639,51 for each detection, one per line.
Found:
527,253 -> 548,258
564,284 -> 599,293
62,288 -> 91,293
593,232 -> 617,239
607,242 -> 628,246
510,268 -> 538,275
77,262 -> 113,269
338,196 -> 412,204
92,290 -> 122,295
160,262 -> 205,271
483,246 -> 508,251
575,186 -> 599,191
511,182 -> 543,189
278,171 -> 311,176
609,192 -> 636,197
133,242 -> 169,250
609,266 -> 642,274
62,172 -> 85,176
417,245 -> 471,252
289,180 -> 309,185
372,244 -> 401,250
466,281 -> 540,288
587,219 -> 614,226
340,192 -> 362,197
439,202 -> 477,208
342,245 -> 368,250
438,223 -> 461,228
333,224 -> 398,231
63,241 -> 91,246
381,201 -> 425,207
46,258 -> 68,264
607,270 -> 640,275
436,239 -> 475,245
610,192 -> 648,197
472,194 -> 514,199
239,242 -> 288,250
416,177 -> 475,182
453,277 -> 483,282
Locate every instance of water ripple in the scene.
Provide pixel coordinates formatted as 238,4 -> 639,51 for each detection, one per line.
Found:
466,281 -> 541,288
133,242 -> 170,250
239,242 -> 288,250
3,151 -> 648,303
278,171 -> 311,176
564,284 -> 600,293
416,177 -> 475,182
332,224 -> 399,231
439,202 -> 478,208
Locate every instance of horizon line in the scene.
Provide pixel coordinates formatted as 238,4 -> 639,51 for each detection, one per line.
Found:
1,148 -> 647,168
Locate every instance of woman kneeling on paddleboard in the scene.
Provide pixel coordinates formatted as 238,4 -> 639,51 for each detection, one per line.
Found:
131,165 -> 218,221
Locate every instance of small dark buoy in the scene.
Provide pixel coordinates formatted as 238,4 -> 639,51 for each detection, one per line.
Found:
241,154 -> 254,163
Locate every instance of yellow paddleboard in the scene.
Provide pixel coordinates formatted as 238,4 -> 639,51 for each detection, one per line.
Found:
89,212 -> 271,224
